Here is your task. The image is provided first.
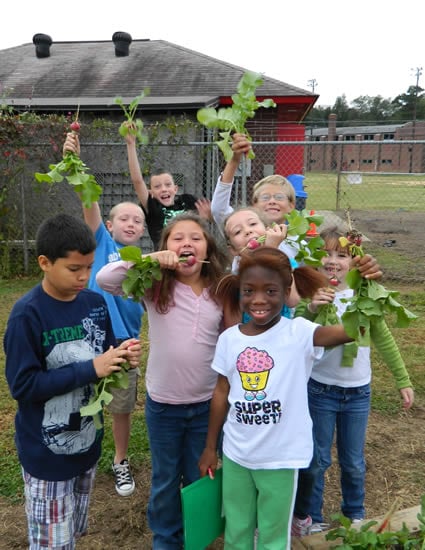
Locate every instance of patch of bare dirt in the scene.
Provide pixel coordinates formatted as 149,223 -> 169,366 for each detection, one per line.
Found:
339,209 -> 425,283
2,406 -> 425,549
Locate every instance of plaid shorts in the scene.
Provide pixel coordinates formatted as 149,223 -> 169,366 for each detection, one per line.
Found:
22,464 -> 97,549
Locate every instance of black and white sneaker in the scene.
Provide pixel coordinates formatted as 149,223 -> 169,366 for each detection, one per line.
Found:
112,459 -> 135,496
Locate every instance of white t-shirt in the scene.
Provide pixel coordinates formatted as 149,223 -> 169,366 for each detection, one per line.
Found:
212,317 -> 323,470
310,288 -> 371,387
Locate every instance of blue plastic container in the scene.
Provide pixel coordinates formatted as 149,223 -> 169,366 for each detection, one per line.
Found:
286,174 -> 307,210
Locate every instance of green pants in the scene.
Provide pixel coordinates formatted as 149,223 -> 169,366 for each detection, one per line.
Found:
222,454 -> 297,550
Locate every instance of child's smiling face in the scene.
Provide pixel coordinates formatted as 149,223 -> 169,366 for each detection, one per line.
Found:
225,210 -> 266,256
239,265 -> 288,331
252,183 -> 294,224
150,173 -> 178,206
165,219 -> 208,277
320,247 -> 351,289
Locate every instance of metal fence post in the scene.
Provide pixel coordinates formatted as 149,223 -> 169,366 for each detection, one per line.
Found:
336,171 -> 341,210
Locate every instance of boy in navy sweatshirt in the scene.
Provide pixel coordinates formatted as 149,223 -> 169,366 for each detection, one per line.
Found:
4,213 -> 141,548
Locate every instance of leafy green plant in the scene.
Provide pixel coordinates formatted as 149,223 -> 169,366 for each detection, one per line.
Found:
325,496 -> 425,549
340,230 -> 418,344
34,118 -> 102,208
308,296 -> 360,366
114,88 -> 150,143
119,246 -> 162,300
80,367 -> 130,429
197,71 -> 276,161
285,208 -> 327,266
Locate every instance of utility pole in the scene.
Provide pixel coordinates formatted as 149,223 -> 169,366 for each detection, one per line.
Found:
409,67 -> 422,173
411,67 -> 423,139
307,79 -> 318,93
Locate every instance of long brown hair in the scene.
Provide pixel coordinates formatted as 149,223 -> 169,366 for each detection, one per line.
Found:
216,247 -> 327,319
151,212 -> 229,313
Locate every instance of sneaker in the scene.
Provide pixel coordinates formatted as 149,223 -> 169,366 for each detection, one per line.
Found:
112,459 -> 135,496
291,515 -> 312,537
310,522 -> 330,534
351,518 -> 364,525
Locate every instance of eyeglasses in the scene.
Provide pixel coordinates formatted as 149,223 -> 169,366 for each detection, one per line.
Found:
257,193 -> 288,202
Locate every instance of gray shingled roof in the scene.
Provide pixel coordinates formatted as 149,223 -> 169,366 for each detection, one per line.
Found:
0,37 -> 316,110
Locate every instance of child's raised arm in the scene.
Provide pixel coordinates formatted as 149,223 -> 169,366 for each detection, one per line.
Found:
211,133 -> 251,228
63,132 -> 103,233
125,127 -> 150,212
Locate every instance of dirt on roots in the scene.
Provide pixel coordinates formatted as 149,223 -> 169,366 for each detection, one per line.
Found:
1,209 -> 425,549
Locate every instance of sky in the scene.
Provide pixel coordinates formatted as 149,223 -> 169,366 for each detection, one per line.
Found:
1,0 -> 423,107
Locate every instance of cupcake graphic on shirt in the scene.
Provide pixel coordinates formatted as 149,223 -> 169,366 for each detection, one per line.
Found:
236,347 -> 274,401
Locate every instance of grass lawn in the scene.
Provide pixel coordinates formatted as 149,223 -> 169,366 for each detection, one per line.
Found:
303,172 -> 425,211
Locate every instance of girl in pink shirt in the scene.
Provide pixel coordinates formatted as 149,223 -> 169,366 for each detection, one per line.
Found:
96,212 -> 232,550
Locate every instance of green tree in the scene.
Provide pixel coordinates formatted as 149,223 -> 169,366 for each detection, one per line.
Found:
392,85 -> 425,121
350,95 -> 397,121
332,94 -> 352,121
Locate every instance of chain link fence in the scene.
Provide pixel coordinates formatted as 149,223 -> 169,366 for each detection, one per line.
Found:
1,139 -> 425,280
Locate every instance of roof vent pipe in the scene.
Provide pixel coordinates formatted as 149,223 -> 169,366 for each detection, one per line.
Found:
32,34 -> 53,58
112,32 -> 132,57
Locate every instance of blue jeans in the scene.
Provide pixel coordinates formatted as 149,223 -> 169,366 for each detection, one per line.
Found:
301,379 -> 371,523
145,393 -> 211,550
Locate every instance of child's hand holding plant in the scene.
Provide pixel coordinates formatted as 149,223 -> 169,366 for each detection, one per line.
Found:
303,286 -> 360,366
35,116 -> 102,208
264,223 -> 288,248
197,71 -> 276,161
339,229 -> 417,345
118,247 -> 210,301
239,223 -> 287,254
80,338 -> 141,429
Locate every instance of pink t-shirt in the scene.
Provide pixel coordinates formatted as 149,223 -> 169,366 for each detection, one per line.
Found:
144,281 -> 223,404
95,260 -> 223,405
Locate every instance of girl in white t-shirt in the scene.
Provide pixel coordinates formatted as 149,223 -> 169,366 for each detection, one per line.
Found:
96,212 -> 235,550
198,247 -> 354,550
291,227 -> 414,536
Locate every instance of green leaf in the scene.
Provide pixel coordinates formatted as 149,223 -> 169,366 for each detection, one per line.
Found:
34,152 -> 102,208
118,247 -> 163,300
119,245 -> 144,262
80,369 -> 130,427
115,89 -> 150,144
345,268 -> 362,289
340,265 -> 417,358
196,71 -> 276,161
341,341 -> 359,367
283,209 -> 326,266
314,303 -> 339,326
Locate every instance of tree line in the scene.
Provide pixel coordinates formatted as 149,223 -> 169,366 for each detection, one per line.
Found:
306,85 -> 425,126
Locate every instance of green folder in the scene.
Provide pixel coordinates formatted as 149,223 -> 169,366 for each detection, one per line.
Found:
181,468 -> 225,549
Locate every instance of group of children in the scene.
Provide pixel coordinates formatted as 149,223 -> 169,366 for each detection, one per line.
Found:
4,131 -> 414,550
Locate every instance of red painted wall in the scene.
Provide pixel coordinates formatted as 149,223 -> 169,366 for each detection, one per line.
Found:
276,124 -> 305,176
